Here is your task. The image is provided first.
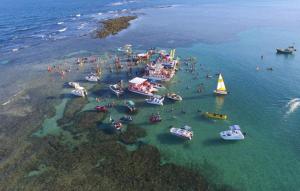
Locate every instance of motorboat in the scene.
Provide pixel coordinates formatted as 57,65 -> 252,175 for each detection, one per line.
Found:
214,73 -> 228,95
149,80 -> 165,89
95,106 -> 108,112
109,83 -> 124,96
276,46 -> 296,54
220,125 -> 245,140
149,113 -> 162,123
128,77 -> 157,96
71,89 -> 87,97
125,100 -> 137,113
204,112 -> 227,120
85,74 -> 99,82
68,82 -> 80,88
166,93 -> 182,101
170,125 -> 193,140
145,95 -> 164,106
120,115 -> 133,123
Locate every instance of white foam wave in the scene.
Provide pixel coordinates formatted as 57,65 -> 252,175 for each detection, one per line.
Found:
286,98 -> 300,115
57,22 -> 64,25
76,14 -> 81,17
58,27 -> 67,32
111,2 -> 124,6
12,48 -> 19,52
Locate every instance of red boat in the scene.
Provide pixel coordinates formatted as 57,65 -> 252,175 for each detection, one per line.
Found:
149,113 -> 162,123
95,106 -> 108,112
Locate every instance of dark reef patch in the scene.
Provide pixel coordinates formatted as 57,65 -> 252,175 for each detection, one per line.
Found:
96,16 -> 137,39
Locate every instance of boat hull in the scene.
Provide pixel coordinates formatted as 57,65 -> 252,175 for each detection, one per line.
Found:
214,90 -> 228,95
128,89 -> 153,96
109,85 -> 124,96
204,112 -> 227,120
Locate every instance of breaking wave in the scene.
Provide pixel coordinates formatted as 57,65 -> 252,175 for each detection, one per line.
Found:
286,98 -> 300,115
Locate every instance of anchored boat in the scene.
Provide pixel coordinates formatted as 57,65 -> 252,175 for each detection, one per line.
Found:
166,93 -> 182,101
276,46 -> 296,54
95,106 -> 108,112
71,89 -> 87,97
85,74 -> 99,82
149,113 -> 162,123
204,112 -> 227,120
109,81 -> 124,96
125,100 -> 137,113
170,125 -> 193,140
145,95 -> 164,106
128,77 -> 157,96
220,125 -> 245,140
214,74 -> 228,95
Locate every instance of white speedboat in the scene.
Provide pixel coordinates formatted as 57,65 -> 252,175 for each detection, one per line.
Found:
109,83 -> 124,96
145,95 -> 164,106
170,125 -> 193,140
71,89 -> 87,97
220,125 -> 245,140
85,75 -> 99,82
68,82 -> 80,88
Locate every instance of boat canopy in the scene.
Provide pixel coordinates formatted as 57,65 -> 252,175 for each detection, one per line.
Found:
129,77 -> 147,84
229,125 -> 241,131
127,100 -> 135,106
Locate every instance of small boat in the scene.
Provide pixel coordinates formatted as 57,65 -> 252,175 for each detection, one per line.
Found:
68,82 -> 80,88
149,80 -> 165,89
276,46 -> 296,54
120,115 -> 133,123
149,113 -> 162,123
110,116 -> 123,131
95,106 -> 108,112
204,112 -> 227,120
71,89 -> 87,97
145,95 -> 164,106
214,73 -> 228,95
85,74 -> 99,82
166,93 -> 182,101
112,121 -> 123,130
220,125 -> 245,140
109,82 -> 124,96
170,125 -> 193,140
125,100 -> 137,113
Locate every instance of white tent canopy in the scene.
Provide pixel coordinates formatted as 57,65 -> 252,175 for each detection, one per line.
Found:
129,77 -> 147,84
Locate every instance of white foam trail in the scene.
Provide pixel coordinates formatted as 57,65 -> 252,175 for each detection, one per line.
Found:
1,90 -> 24,106
57,22 -> 64,25
286,98 -> 300,115
58,27 -> 67,32
111,2 -> 124,6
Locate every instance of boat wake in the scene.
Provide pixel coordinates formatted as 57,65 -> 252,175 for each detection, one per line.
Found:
58,27 -> 67,32
285,98 -> 300,115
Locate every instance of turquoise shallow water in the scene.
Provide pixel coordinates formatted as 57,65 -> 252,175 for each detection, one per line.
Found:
38,27 -> 300,190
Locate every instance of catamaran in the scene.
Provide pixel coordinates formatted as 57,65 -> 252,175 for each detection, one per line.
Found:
145,95 -> 164,106
170,125 -> 193,140
214,74 -> 228,95
220,125 -> 245,140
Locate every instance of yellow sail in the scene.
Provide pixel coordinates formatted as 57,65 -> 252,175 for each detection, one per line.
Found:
216,74 -> 226,91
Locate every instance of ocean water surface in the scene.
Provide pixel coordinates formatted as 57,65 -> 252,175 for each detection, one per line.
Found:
1,0 -> 300,190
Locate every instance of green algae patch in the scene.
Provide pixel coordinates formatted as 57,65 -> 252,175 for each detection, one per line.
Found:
119,124 -> 146,144
57,97 -> 88,126
74,111 -> 107,129
96,16 -> 137,38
